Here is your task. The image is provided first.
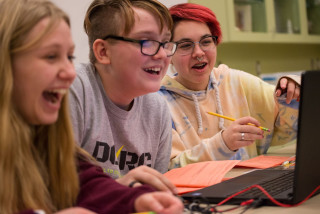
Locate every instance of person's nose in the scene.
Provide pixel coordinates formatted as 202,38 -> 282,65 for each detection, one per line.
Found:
192,42 -> 205,58
58,58 -> 76,83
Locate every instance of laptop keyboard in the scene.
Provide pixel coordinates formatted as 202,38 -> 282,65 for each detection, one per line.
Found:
233,170 -> 294,198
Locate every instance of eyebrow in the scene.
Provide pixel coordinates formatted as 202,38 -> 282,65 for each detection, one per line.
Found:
175,34 -> 212,43
131,31 -> 171,40
41,43 -> 75,51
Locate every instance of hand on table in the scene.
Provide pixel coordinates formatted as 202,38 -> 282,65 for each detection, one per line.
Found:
135,191 -> 184,214
116,165 -> 178,195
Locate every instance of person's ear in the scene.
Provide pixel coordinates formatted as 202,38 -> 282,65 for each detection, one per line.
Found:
93,39 -> 111,64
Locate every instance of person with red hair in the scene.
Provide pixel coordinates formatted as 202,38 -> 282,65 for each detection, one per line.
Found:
159,3 -> 301,169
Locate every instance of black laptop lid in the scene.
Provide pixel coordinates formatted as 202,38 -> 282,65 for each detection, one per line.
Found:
293,70 -> 320,203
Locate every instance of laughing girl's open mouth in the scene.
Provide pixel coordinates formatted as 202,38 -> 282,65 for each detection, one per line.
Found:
43,89 -> 67,104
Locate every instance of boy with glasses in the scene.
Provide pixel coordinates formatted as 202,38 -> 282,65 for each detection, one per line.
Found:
69,0 -> 178,194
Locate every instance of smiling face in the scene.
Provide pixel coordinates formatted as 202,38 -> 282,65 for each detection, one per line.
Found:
103,7 -> 172,107
12,18 -> 76,125
171,20 -> 217,91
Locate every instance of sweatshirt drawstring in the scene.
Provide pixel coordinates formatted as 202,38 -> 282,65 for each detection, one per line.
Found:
211,74 -> 225,130
189,73 -> 225,135
192,94 -> 203,135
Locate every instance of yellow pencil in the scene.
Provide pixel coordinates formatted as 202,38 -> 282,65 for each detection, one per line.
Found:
207,111 -> 270,132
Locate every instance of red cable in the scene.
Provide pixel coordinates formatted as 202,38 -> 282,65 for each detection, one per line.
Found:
217,184 -> 320,207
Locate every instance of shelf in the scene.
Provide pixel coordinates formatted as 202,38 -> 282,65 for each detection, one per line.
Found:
188,0 -> 320,43
274,0 -> 301,34
306,0 -> 320,35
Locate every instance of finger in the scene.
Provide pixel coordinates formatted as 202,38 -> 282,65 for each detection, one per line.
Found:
130,166 -> 178,194
129,180 -> 142,188
233,133 -> 255,148
136,171 -> 177,194
136,193 -> 164,213
239,132 -> 264,142
275,88 -> 282,97
285,81 -> 296,104
150,193 -> 184,212
55,207 -> 97,214
132,183 -> 143,188
293,85 -> 300,101
141,167 -> 178,194
236,116 -> 261,128
280,78 -> 288,89
275,78 -> 288,97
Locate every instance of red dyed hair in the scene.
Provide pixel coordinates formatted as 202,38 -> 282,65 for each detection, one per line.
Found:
169,3 -> 222,44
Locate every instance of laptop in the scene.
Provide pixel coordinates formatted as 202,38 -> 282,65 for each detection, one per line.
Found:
182,70 -> 320,205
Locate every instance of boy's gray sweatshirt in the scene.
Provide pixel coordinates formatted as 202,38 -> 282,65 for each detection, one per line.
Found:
69,63 -> 172,179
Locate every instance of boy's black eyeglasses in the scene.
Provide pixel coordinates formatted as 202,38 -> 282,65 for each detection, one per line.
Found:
103,35 -> 177,57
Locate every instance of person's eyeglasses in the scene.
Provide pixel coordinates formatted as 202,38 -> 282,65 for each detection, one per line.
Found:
175,35 -> 218,56
103,35 -> 177,57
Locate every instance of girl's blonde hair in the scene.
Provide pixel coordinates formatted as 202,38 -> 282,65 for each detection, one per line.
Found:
0,0 -> 82,213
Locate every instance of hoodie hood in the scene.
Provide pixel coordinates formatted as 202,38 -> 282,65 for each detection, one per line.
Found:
160,73 -> 216,100
160,70 -> 225,134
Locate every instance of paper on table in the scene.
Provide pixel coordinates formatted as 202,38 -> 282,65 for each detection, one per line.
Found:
164,160 -> 240,188
164,156 -> 296,195
174,187 -> 201,195
235,155 -> 296,169
173,177 -> 234,195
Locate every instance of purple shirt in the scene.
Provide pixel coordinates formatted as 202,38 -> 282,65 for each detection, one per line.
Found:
17,159 -> 155,214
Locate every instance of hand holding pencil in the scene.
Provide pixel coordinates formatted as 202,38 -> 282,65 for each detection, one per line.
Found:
207,111 -> 267,151
207,112 -> 270,132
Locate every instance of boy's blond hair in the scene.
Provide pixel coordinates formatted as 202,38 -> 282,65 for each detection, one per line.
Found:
84,0 -> 173,63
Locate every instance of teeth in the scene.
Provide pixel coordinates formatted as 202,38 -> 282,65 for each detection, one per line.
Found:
193,63 -> 206,69
144,67 -> 161,75
145,67 -> 161,72
47,89 -> 67,95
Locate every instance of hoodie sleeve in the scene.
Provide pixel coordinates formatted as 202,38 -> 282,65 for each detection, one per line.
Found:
235,71 -> 299,151
271,75 -> 300,146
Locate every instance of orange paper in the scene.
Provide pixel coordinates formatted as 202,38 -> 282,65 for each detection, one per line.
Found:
164,156 -> 295,195
235,155 -> 295,169
174,177 -> 234,195
164,160 -> 240,189
175,187 -> 202,195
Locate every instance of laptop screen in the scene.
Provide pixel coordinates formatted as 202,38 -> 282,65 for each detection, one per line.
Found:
293,70 -> 320,203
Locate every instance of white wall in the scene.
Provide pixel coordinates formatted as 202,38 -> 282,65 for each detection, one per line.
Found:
50,0 -> 187,64
161,0 -> 187,7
